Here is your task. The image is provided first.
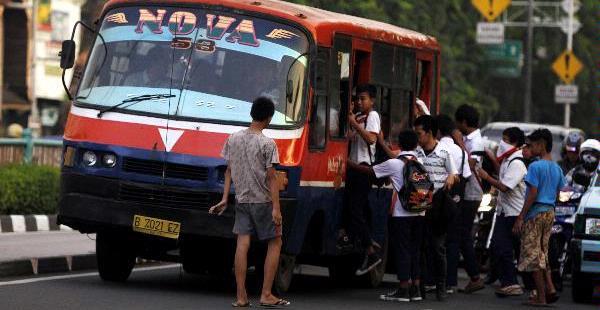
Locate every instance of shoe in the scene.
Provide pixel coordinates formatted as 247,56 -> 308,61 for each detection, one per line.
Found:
484,274 -> 498,285
409,285 -> 422,301
355,253 -> 382,276
459,278 -> 485,294
436,283 -> 448,301
446,286 -> 456,294
424,285 -> 437,293
495,284 -> 524,297
379,287 -> 410,302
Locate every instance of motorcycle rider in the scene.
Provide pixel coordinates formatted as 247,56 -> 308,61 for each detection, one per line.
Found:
566,139 -> 600,190
558,132 -> 584,174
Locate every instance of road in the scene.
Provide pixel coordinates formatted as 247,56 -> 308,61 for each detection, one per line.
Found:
0,264 -> 598,310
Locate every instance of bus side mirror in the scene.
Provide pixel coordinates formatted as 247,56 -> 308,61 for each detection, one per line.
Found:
59,40 -> 76,69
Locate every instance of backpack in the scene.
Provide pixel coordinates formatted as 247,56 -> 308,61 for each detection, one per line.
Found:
397,155 -> 434,213
449,149 -> 467,201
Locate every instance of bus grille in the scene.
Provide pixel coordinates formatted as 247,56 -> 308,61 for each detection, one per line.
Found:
122,157 -> 209,181
119,183 -> 212,209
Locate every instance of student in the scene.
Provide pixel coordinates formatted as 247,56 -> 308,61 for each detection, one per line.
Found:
436,114 -> 473,294
209,97 -> 290,308
453,104 -> 485,293
514,129 -> 565,307
345,84 -> 382,276
477,127 -> 527,297
349,130 -> 424,302
414,115 -> 458,301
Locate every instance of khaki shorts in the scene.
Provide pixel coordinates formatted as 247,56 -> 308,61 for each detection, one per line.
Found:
517,210 -> 554,272
233,203 -> 282,241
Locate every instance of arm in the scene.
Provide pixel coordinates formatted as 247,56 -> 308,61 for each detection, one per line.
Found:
268,167 -> 282,226
377,132 -> 399,159
209,166 -> 231,215
478,168 -> 510,192
513,186 -> 538,234
486,149 -> 501,174
347,160 -> 376,178
347,110 -> 377,145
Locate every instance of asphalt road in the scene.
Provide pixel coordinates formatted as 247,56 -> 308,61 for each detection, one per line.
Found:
0,264 -> 598,310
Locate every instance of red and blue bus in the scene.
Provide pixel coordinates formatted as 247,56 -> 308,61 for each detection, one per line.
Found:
58,0 -> 440,290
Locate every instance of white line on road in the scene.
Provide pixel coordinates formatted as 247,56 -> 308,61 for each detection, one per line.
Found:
0,264 -> 181,287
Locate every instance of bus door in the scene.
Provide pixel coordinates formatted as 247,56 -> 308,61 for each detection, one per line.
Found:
415,51 -> 438,114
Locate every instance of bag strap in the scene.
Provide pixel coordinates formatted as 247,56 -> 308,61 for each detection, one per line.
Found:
364,113 -> 374,165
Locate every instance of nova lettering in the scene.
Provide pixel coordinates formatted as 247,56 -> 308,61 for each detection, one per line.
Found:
168,11 -> 197,35
136,9 -> 166,34
206,14 -> 236,40
226,19 -> 260,46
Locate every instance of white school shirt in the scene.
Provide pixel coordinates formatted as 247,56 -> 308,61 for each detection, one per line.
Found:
349,110 -> 381,165
496,150 -> 528,217
372,151 -> 425,217
439,137 -> 472,179
416,143 -> 458,192
463,129 -> 484,201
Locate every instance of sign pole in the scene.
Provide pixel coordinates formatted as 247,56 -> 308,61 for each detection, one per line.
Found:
563,0 -> 574,128
523,0 -> 534,122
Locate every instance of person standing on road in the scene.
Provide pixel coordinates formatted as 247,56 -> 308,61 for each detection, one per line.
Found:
436,114 -> 473,295
345,84 -> 383,276
514,129 -> 565,307
453,104 -> 485,294
209,97 -> 290,308
476,127 -> 527,297
414,115 -> 458,301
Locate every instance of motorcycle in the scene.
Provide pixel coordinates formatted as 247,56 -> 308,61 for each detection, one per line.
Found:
548,185 -> 585,291
473,192 -> 497,273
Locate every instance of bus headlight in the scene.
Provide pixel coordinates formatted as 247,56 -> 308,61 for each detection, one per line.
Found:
82,151 -> 97,167
102,154 -> 117,168
558,191 -> 573,202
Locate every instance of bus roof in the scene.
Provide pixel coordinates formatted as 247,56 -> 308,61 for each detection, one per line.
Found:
104,0 -> 440,51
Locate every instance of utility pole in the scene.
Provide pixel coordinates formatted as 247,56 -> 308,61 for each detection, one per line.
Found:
563,0 -> 574,128
523,0 -> 534,122
29,0 -> 40,137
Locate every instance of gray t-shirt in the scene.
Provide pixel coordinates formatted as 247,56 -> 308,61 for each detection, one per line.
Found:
221,129 -> 280,204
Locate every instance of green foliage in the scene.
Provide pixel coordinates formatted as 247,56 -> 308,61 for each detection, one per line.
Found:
285,0 -> 597,134
0,165 -> 60,215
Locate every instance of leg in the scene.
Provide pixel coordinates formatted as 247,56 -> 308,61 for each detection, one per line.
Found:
459,200 -> 481,281
540,211 -> 556,296
445,212 -> 460,287
347,169 -> 372,250
532,269 -> 547,304
390,218 -> 411,287
261,236 -> 283,304
410,217 -> 425,284
235,234 -> 251,305
493,216 -> 519,287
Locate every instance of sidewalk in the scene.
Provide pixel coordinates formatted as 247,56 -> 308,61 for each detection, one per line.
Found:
0,231 -> 96,278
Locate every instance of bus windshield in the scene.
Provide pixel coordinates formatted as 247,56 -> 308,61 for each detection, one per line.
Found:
77,6 -> 309,127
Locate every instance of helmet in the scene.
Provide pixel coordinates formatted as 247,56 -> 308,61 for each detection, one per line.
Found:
580,139 -> 600,171
563,132 -> 584,153
580,139 -> 600,154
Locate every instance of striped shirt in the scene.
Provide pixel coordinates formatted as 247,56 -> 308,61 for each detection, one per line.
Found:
416,142 -> 458,192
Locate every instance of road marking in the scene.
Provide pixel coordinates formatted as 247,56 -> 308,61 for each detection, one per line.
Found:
0,264 -> 180,287
10,216 -> 25,233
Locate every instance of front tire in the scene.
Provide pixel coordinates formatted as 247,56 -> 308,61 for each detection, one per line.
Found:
96,231 -> 136,282
571,270 -> 593,303
274,254 -> 296,293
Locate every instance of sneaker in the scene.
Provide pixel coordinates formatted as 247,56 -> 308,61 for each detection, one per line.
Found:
459,278 -> 485,294
379,287 -> 410,302
436,283 -> 448,301
409,285 -> 422,301
355,253 -> 382,276
424,285 -> 437,293
495,284 -> 524,297
446,286 -> 456,294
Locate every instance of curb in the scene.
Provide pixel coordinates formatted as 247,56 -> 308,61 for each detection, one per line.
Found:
0,254 -> 155,278
0,215 -> 72,233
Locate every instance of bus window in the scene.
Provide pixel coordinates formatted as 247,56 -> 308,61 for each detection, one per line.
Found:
390,48 -> 415,139
329,35 -> 352,139
309,47 -> 329,150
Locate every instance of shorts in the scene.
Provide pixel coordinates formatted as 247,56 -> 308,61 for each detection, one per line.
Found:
233,203 -> 281,241
517,210 -> 554,272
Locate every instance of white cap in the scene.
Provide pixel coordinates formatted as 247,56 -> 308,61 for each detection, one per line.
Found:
580,139 -> 600,153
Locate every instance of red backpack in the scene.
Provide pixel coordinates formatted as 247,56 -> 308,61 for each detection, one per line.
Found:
397,155 -> 434,213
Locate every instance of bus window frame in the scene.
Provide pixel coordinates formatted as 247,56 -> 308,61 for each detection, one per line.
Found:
308,46 -> 330,151
328,34 -> 352,141
72,4 -> 316,131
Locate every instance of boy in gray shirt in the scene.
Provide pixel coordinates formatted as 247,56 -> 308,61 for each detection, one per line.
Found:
210,97 -> 290,308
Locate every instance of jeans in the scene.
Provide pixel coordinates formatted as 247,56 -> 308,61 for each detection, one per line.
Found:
446,200 -> 480,286
491,215 -> 521,287
344,167 -> 372,250
424,223 -> 447,285
390,216 -> 425,281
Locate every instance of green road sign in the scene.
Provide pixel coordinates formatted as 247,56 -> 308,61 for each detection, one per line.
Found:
483,40 -> 523,78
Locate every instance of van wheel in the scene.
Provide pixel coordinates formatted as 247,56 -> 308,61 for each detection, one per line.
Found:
572,270 -> 593,303
96,232 -> 135,282
274,254 -> 296,293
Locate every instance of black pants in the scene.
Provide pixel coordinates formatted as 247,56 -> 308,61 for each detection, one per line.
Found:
344,167 -> 372,250
491,215 -> 522,287
446,199 -> 480,286
423,223 -> 447,285
390,216 -> 425,281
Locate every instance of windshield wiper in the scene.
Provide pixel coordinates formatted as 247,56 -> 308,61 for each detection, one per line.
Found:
97,94 -> 176,118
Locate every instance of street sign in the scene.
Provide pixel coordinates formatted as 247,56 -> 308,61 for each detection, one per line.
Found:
555,84 -> 578,104
483,40 -> 523,78
559,17 -> 582,34
552,50 -> 583,84
476,22 -> 505,44
472,0 -> 512,22
561,0 -> 581,14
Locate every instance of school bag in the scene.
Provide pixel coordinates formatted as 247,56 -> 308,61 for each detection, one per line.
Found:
397,155 -> 434,213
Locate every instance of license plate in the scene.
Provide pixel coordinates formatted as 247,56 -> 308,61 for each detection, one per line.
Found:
133,215 -> 180,239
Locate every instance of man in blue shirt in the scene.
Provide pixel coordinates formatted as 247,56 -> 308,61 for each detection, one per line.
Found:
513,129 -> 565,307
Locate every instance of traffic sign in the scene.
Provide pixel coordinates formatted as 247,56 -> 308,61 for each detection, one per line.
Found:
483,40 -> 523,78
552,50 -> 583,84
555,85 -> 578,104
472,0 -> 512,22
561,0 -> 581,14
559,16 -> 581,34
476,22 -> 505,44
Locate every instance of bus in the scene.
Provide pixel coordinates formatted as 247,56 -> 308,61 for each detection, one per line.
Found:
57,0 -> 441,291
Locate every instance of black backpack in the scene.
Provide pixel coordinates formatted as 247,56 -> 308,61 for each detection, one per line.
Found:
398,155 -> 434,213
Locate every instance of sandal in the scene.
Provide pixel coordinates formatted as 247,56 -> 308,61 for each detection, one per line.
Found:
232,301 -> 251,308
546,292 -> 559,304
259,299 -> 291,308
522,301 -> 554,308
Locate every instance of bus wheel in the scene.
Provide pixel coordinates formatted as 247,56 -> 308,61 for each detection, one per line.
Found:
274,254 -> 296,293
96,231 -> 135,282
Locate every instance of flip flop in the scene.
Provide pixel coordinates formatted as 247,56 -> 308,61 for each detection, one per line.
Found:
522,301 -> 554,308
259,299 -> 291,308
232,301 -> 252,308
